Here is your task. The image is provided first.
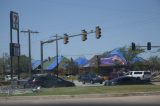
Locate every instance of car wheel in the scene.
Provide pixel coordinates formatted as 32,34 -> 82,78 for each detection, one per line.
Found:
90,80 -> 94,84
100,81 -> 103,84
23,84 -> 26,88
82,81 -> 85,84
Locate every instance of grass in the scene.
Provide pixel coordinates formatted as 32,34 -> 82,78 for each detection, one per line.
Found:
15,84 -> 160,96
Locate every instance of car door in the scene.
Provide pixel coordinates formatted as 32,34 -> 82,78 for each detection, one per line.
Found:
118,77 -> 133,85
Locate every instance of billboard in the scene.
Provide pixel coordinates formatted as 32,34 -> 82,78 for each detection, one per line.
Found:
10,11 -> 19,30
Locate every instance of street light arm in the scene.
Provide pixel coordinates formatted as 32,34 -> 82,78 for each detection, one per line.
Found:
30,31 -> 39,33
42,39 -> 56,44
21,30 -> 29,33
21,30 -> 39,34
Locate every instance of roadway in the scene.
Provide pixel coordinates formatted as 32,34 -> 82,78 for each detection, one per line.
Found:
72,80 -> 160,86
0,95 -> 159,106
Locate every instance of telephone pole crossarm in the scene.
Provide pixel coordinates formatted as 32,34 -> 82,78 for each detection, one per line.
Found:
21,29 -> 39,77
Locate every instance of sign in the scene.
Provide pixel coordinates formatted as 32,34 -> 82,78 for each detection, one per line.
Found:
10,43 -> 20,56
10,11 -> 19,30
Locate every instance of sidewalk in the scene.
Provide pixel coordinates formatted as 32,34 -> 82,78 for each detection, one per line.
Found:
1,91 -> 160,101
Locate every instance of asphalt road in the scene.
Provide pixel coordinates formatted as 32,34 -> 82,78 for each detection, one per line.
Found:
73,80 -> 160,87
0,95 -> 159,106
73,80 -> 104,87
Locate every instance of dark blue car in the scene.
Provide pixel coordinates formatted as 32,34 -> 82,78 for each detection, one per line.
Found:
104,76 -> 150,86
78,72 -> 103,84
20,74 -> 75,88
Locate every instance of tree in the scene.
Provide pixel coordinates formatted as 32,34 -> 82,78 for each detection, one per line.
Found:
148,56 -> 160,71
120,46 -> 145,64
66,58 -> 79,76
0,53 -> 10,75
119,46 -> 146,71
0,53 -> 30,76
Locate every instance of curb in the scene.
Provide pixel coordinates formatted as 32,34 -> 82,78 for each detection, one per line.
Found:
1,91 -> 160,100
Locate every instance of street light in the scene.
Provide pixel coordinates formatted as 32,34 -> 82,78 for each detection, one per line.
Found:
40,37 -> 58,74
21,29 -> 39,77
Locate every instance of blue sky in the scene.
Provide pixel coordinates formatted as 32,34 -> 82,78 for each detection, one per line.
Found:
0,0 -> 160,60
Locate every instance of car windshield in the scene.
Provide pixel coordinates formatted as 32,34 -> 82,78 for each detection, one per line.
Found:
90,73 -> 97,77
144,72 -> 151,75
111,76 -> 123,81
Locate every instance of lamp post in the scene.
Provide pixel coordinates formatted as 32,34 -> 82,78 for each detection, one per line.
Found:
21,30 -> 39,77
40,35 -> 62,75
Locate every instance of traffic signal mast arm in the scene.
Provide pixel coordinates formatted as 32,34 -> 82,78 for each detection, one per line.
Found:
40,26 -> 101,73
131,42 -> 160,50
41,27 -> 100,45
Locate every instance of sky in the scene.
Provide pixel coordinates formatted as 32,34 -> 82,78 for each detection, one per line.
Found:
0,0 -> 160,60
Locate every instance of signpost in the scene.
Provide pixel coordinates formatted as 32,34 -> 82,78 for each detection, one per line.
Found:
10,11 -> 20,80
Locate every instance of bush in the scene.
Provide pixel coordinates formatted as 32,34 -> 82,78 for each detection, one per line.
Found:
0,77 -> 4,81
0,81 -> 11,86
20,73 -> 29,79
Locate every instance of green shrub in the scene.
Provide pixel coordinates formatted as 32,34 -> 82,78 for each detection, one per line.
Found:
0,81 -> 11,86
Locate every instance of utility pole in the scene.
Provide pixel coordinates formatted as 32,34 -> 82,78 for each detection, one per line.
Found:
96,55 -> 100,73
2,53 -> 5,78
51,35 -> 61,77
21,29 -> 39,77
56,35 -> 59,77
40,41 -> 44,73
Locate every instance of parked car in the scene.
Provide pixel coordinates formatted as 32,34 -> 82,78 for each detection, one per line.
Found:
104,76 -> 151,86
22,74 -> 75,88
126,71 -> 151,81
78,72 -> 104,84
4,75 -> 18,81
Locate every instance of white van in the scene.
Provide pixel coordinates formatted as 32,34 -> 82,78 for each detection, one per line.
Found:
126,71 -> 151,81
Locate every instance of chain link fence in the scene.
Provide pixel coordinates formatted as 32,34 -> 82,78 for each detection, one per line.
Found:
0,81 -> 17,96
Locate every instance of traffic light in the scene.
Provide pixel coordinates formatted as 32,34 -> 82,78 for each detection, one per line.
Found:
131,42 -> 136,50
95,26 -> 101,39
63,33 -> 69,44
81,30 -> 87,41
147,42 -> 151,50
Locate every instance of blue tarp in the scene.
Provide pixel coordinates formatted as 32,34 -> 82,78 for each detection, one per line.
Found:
32,60 -> 41,70
100,48 -> 127,65
47,56 -> 63,70
109,48 -> 127,64
131,56 -> 144,63
74,57 -> 88,66
100,55 -> 126,65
